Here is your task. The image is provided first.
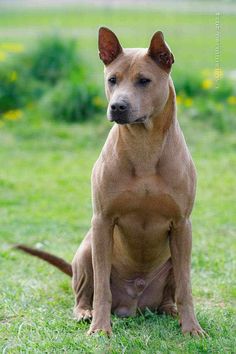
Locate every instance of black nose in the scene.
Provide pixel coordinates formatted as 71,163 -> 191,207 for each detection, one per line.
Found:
110,102 -> 128,112
109,100 -> 130,124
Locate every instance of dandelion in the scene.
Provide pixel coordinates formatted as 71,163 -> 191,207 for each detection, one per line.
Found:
0,50 -> 7,62
202,79 -> 214,90
184,98 -> 193,107
0,43 -> 24,53
3,109 -> 23,121
9,71 -> 18,82
227,96 -> 236,105
92,96 -> 105,108
176,95 -> 183,105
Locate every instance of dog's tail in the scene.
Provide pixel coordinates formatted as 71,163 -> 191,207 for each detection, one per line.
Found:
14,244 -> 72,277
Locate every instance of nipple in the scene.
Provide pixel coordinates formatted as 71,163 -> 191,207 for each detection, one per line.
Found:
135,278 -> 146,293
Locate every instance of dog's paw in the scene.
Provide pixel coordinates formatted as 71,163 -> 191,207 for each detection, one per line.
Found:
87,322 -> 112,336
74,307 -> 93,322
159,305 -> 178,317
180,320 -> 208,337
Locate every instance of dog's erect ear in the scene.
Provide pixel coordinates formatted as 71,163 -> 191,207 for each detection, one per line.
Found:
98,27 -> 123,65
147,31 -> 174,72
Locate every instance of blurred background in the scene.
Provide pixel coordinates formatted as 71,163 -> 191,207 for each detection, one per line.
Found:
0,0 -> 236,127
0,1 -> 235,352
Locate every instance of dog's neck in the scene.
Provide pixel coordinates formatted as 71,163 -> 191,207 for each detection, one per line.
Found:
115,81 -> 177,177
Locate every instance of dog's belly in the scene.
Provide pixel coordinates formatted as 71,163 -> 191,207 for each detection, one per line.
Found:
111,186 -> 181,276
111,257 -> 173,317
110,190 -> 178,316
112,214 -> 171,276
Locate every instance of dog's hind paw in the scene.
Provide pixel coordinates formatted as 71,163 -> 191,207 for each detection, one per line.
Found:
74,307 -> 93,322
158,304 -> 178,317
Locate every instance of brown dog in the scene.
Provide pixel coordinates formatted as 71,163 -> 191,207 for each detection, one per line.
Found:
16,27 -> 206,337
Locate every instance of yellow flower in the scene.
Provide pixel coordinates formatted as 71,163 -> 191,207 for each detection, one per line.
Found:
9,71 -> 18,82
184,98 -> 193,107
3,109 -> 23,121
202,79 -> 214,90
227,96 -> 236,105
92,96 -> 105,108
176,95 -> 183,105
0,50 -> 7,62
0,43 -> 24,53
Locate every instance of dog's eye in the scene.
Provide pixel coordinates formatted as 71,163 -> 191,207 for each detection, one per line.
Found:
108,77 -> 117,85
138,78 -> 151,86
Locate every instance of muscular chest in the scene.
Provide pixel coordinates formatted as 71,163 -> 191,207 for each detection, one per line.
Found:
109,174 -> 181,221
110,174 -> 178,267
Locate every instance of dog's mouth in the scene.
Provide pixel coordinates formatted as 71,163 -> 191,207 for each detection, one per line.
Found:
132,116 -> 147,124
109,116 -> 147,125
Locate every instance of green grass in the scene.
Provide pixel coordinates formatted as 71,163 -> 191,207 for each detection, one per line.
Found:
0,6 -> 236,79
0,5 -> 236,353
0,110 -> 235,353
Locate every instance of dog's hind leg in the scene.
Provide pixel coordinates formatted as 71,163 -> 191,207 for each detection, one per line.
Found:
158,266 -> 177,317
72,230 -> 94,321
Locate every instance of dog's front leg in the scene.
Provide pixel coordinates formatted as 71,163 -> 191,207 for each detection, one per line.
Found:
87,216 -> 113,336
170,219 -> 206,337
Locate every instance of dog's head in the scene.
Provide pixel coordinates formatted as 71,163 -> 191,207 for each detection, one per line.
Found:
98,27 -> 174,125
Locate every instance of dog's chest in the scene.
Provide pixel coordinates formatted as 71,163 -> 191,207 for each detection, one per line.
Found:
111,174 -> 181,222
110,174 -> 179,268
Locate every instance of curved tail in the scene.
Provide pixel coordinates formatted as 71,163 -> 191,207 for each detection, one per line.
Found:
14,244 -> 72,277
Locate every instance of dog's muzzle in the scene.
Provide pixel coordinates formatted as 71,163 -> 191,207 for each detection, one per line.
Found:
108,100 -> 130,124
